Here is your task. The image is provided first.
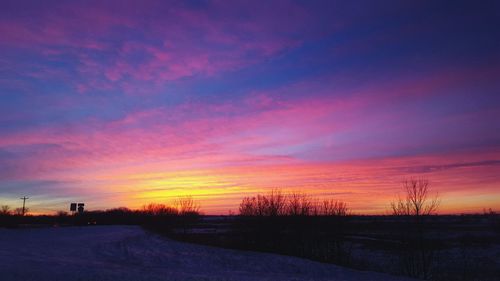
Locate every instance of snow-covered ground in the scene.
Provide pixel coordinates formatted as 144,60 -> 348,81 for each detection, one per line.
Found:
0,226 -> 414,281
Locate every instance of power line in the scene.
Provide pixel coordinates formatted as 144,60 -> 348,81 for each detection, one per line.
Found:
20,196 -> 29,216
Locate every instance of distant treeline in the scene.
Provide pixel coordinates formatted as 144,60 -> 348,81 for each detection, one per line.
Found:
0,196 -> 201,228
239,189 -> 349,216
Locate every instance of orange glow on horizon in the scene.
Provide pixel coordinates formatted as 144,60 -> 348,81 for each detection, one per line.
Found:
23,149 -> 493,216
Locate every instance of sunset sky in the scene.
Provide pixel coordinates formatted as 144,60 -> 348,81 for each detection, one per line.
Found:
1,0 -> 499,214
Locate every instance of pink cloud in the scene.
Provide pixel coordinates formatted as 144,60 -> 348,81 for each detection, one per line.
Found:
0,1 -> 317,95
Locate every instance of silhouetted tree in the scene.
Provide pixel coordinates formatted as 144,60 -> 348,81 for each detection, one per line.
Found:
239,196 -> 258,216
174,196 -> 200,216
142,203 -> 178,216
239,189 -> 287,216
287,192 -> 313,216
321,199 -> 349,216
391,179 -> 439,217
264,189 -> 286,216
391,178 -> 440,280
239,190 -> 349,217
236,189 -> 352,265
14,207 -> 29,216
0,205 -> 11,215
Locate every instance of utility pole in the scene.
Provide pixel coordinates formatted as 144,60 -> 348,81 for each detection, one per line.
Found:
20,196 -> 29,216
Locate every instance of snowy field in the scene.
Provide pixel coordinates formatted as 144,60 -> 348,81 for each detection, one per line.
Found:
0,226 -> 414,281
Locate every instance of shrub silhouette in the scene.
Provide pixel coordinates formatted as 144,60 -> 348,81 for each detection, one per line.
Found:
0,205 -> 11,215
239,189 -> 287,216
390,179 -> 440,280
14,207 -> 29,216
236,189 -> 351,265
142,203 -> 178,216
287,192 -> 313,216
391,179 -> 439,217
321,199 -> 349,216
174,196 -> 201,216
239,189 -> 349,217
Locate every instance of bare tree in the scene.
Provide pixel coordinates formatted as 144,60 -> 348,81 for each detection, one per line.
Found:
239,190 -> 349,217
391,179 -> 439,217
142,203 -> 178,216
14,207 -> 29,216
239,196 -> 257,216
321,199 -> 349,216
238,189 -> 287,216
256,194 -> 267,216
263,189 -> 286,216
174,196 -> 200,215
287,192 -> 313,216
0,205 -> 11,215
391,179 -> 440,279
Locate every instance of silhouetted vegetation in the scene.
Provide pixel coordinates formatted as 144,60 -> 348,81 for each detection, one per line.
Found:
239,189 -> 349,217
0,196 -> 201,231
185,189 -> 354,265
390,179 -> 440,280
0,205 -> 11,215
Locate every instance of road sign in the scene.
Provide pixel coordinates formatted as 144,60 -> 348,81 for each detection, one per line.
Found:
77,203 -> 85,214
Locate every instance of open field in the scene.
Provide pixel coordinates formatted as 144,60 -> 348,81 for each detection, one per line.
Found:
163,215 -> 500,281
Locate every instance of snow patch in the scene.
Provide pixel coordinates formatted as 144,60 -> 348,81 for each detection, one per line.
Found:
0,226 -> 414,281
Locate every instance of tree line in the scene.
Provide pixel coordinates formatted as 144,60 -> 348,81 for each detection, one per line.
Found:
239,189 -> 349,216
